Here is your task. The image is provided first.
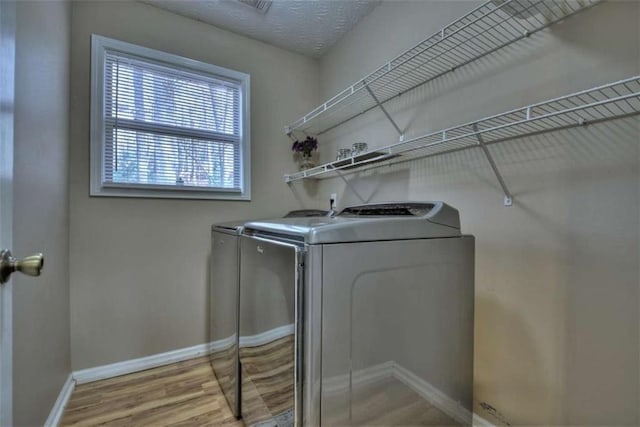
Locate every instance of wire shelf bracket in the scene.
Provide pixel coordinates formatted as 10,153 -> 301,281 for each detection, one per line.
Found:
473,123 -> 513,206
364,84 -> 405,142
334,170 -> 367,203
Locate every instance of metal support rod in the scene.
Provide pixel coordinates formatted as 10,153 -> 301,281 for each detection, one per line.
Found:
365,84 -> 404,139
285,180 -> 310,207
335,170 -> 367,203
472,124 -> 513,206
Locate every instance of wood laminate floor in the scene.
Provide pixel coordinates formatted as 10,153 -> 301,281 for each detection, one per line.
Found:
61,357 -> 243,426
322,378 -> 460,426
239,335 -> 294,426
61,342 -> 460,426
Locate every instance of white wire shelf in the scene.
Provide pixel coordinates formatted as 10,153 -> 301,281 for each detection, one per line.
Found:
285,0 -> 600,137
284,75 -> 640,183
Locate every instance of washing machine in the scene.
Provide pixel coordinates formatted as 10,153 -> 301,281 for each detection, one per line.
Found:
209,210 -> 328,418
238,202 -> 475,426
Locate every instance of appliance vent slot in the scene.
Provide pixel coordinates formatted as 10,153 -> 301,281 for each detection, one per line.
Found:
340,203 -> 435,217
285,210 -> 329,218
236,0 -> 272,14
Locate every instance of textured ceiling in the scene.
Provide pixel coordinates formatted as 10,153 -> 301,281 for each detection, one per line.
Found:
141,0 -> 381,58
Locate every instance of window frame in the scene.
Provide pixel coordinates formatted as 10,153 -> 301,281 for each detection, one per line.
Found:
90,34 -> 251,200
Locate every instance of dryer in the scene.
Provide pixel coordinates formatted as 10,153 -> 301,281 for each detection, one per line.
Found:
238,202 -> 475,426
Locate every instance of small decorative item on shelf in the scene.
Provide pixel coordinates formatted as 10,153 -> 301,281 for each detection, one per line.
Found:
351,142 -> 368,156
292,136 -> 318,171
336,148 -> 352,161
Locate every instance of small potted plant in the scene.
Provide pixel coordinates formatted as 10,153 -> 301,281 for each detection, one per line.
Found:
292,136 -> 318,170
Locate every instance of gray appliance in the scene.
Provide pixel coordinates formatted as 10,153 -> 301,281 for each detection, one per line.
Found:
209,210 -> 328,418
238,202 -> 475,426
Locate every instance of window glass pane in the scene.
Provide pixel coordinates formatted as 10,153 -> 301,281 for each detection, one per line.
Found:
105,128 -> 239,189
106,57 -> 239,135
106,58 -> 239,135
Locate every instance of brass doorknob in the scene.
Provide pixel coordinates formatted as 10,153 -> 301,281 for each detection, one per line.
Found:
0,250 -> 44,284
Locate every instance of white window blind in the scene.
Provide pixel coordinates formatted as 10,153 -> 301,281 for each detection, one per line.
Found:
91,35 -> 251,199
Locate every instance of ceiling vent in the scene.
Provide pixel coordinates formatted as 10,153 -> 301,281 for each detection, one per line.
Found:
236,0 -> 273,14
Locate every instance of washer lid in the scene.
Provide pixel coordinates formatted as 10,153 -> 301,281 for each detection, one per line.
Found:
243,202 -> 461,244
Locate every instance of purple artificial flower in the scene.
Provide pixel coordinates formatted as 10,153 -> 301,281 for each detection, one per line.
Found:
291,136 -> 319,156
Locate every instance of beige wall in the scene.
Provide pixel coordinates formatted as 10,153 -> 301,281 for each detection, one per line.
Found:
69,1 -> 320,370
13,1 -> 71,425
312,1 -> 640,425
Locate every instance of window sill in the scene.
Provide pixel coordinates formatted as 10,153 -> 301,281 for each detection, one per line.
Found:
90,186 -> 251,201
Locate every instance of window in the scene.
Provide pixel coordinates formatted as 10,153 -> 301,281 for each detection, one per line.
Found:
90,35 -> 251,200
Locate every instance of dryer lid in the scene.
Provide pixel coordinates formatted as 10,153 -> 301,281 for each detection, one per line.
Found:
212,209 -> 330,234
212,220 -> 246,235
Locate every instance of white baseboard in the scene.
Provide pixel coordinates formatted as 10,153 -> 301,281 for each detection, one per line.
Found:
472,412 -> 496,427
72,324 -> 294,385
322,361 -> 483,426
238,324 -> 294,348
322,360 -> 395,394
72,342 -> 211,385
209,334 -> 236,352
44,374 -> 75,427
393,363 -> 472,425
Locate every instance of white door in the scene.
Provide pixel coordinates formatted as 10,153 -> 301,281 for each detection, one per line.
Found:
0,0 -> 15,425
